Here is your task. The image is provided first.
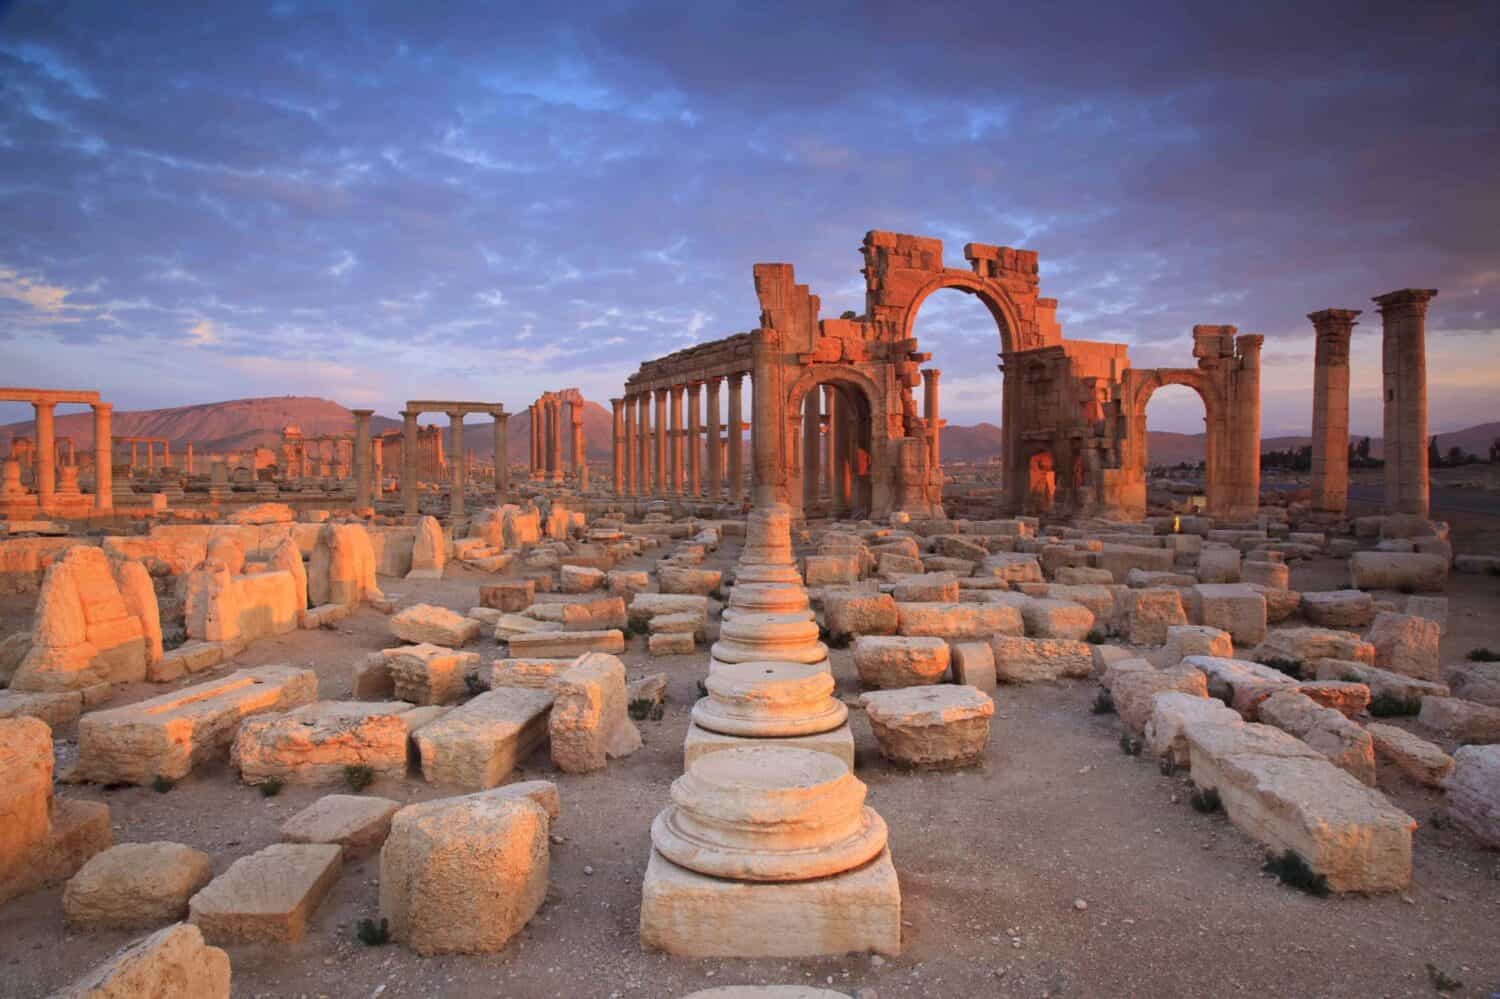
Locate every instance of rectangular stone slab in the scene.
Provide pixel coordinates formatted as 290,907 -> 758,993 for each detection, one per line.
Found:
506,630 -> 625,657
189,842 -> 343,943
415,687 -> 553,789
75,665 -> 319,784
639,847 -> 900,958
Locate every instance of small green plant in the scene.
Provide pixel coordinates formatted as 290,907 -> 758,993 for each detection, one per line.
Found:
1189,785 -> 1221,813
622,622 -> 642,640
1118,733 -> 1142,756
259,777 -> 283,798
709,587 -> 727,602
356,917 -> 391,946
1259,657 -> 1304,680
1158,757 -> 1178,777
1465,647 -> 1500,662
464,670 -> 487,696
344,764 -> 375,792
1091,688 -> 1115,715
1085,629 -> 1106,645
628,698 -> 664,722
1263,850 -> 1329,897
1369,692 -> 1421,717
151,775 -> 174,794
1424,962 -> 1462,993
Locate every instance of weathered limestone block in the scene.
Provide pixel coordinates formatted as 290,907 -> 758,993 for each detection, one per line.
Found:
638,848 -> 900,958
110,557 -> 162,668
1242,560 -> 1289,589
990,636 -> 1093,684
480,580 -> 535,613
406,516 -> 446,580
0,688 -> 83,727
1126,588 -> 1188,646
1055,566 -> 1115,586
1182,655 -> 1297,718
1,716 -> 56,900
64,842 -> 213,929
1157,624 -> 1233,666
1193,584 -> 1267,647
872,537 -> 920,560
860,685 -> 994,768
1186,722 -> 1415,893
205,536 -> 246,576
1257,690 -> 1376,785
1127,568 -> 1196,588
950,641 -> 996,692
1312,659 -> 1448,705
981,552 -> 1043,585
822,590 -> 897,640
232,701 -> 413,785
1301,590 -> 1374,629
280,794 -> 401,857
852,636 -> 950,690
876,553 -> 924,578
189,843 -> 342,944
560,595 -> 628,632
1144,691 -> 1240,767
391,603 -> 480,648
1255,627 -> 1376,671
1366,723 -> 1454,787
649,631 -> 695,655
48,923 -> 230,999
1196,547 -> 1242,584
0,629 -> 31,687
266,535 -> 309,616
384,644 -> 479,706
549,652 -> 641,773
895,601 -> 1022,640
1292,680 -> 1371,718
508,629 -> 625,658
308,522 -> 382,607
415,687 -> 554,788
1447,661 -> 1500,707
379,791 -> 549,955
1444,746 -> 1500,847
13,545 -> 149,693
1097,543 -> 1173,583
628,593 -> 709,628
1365,612 -> 1440,682
486,657 -> 574,690
1418,697 -> 1500,744
1349,551 -> 1447,592
76,665 -> 319,784
1020,597 -> 1094,640
933,535 -> 988,563
891,572 -> 958,603
559,564 -> 605,593
606,569 -> 651,595
801,555 -> 859,587
1112,667 -> 1209,736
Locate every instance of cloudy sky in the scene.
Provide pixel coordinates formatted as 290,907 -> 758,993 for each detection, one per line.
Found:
1,1 -> 1496,436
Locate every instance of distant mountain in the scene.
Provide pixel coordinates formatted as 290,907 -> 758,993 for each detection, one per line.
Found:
940,421 -> 1006,463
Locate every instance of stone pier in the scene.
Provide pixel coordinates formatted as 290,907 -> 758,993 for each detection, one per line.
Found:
1375,289 -> 1438,517
1308,309 -> 1359,514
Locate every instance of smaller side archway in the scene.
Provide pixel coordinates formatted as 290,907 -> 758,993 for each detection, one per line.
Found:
1119,369 -> 1224,519
783,366 -> 885,520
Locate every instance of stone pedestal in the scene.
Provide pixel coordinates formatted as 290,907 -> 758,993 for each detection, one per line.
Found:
686,662 -> 852,768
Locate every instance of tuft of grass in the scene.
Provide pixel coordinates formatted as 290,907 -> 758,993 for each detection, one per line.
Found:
344,764 -> 375,792
356,917 -> 391,946
1465,647 -> 1500,662
151,775 -> 175,794
1425,963 -> 1462,993
1118,733 -> 1142,757
1369,692 -> 1421,717
1263,850 -> 1330,897
1085,629 -> 1106,645
628,697 -> 664,722
258,777 -> 283,798
1189,785 -> 1221,813
1259,657 -> 1304,680
1158,757 -> 1178,777
622,622 -> 642,640
464,671 -> 487,696
1091,688 -> 1115,715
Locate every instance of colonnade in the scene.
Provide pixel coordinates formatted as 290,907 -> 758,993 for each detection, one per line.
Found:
0,388 -> 113,512
612,372 -> 749,502
527,391 -> 587,488
397,401 -> 508,519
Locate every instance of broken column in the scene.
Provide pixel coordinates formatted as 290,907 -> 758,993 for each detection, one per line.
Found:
1308,309 -> 1358,514
92,402 -> 112,511
1375,288 -> 1438,517
352,408 -> 373,510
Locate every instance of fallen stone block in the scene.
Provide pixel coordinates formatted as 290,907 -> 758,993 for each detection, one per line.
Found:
990,635 -> 1093,684
549,652 -> 641,773
507,629 -> 625,658
280,793 -> 401,857
1367,723 -> 1453,788
1112,667 -> 1209,736
75,665 -> 318,784
1300,590 -> 1374,629
1312,658 -> 1448,707
1292,680 -> 1370,718
823,590 -> 897,641
47,923 -> 230,999
385,644 -> 480,706
479,581 -> 536,613
0,688 -> 83,727
1126,588 -> 1187,646
1020,597 -> 1094,640
1365,612 -> 1441,682
891,573 -> 959,603
486,657 -> 574,690
1254,627 -> 1375,673
561,595 -> 628,632
415,687 -> 554,789
1181,655 -> 1298,718
64,841 -> 213,930
232,701 -> 413,786
852,636 -> 950,690
950,641 -> 996,693
1257,690 -> 1376,785
649,631 -> 695,656
380,791 -> 549,955
1156,625 -> 1233,667
1446,661 -> 1500,707
1418,696 -> 1500,744
189,843 -> 342,944
1196,547 -> 1241,584
1349,551 -> 1447,592
390,604 -> 480,648
895,601 -> 1022,641
801,555 -> 860,587
860,685 -> 994,768
1144,691 -> 1240,768
1444,745 -> 1500,847
1193,584 -> 1267,647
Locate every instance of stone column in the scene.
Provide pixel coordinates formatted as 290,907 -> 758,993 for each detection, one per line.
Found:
448,412 -> 466,517
92,403 -> 112,511
728,373 -> 745,504
610,398 -> 625,495
638,394 -> 652,497
185,442 -> 194,475
67,439 -> 77,467
494,413 -> 509,501
1308,309 -> 1359,515
527,404 -> 538,479
549,400 -> 565,483
664,384 -> 681,496
1375,288 -> 1438,517
653,388 -> 669,497
128,441 -> 138,476
146,439 -> 157,472
402,410 -> 419,517
371,439 -> 382,492
686,382 -> 702,497
922,368 -> 942,472
801,389 -> 821,511
571,404 -> 587,491
821,386 -> 835,501
705,376 -> 722,501
352,409 -> 373,509
832,390 -> 851,515
1232,334 -> 1263,520
33,400 -> 55,512
624,394 -> 638,496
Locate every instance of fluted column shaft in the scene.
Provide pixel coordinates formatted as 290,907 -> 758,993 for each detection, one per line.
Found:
728,374 -> 745,503
705,376 -> 722,501
92,403 -> 112,511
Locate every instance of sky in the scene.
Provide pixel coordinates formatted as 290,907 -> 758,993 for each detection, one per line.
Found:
1,1 -> 1497,437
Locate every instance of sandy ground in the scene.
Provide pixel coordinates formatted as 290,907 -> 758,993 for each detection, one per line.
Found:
3,533 -> 1500,999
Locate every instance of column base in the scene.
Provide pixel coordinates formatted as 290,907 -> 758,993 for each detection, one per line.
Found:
639,847 -> 900,958
683,720 -> 854,771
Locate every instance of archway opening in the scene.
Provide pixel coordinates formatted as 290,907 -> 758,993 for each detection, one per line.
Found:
906,287 -> 1008,512
1143,382 -> 1209,513
798,379 -> 874,519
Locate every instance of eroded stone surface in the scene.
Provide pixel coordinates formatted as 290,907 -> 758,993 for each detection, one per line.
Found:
189,843 -> 343,944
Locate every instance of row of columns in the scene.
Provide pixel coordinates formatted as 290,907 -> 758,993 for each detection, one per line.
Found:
528,399 -> 586,487
612,372 -> 747,502
799,383 -> 860,516
396,410 -> 509,519
1306,288 -> 1436,518
15,401 -> 114,511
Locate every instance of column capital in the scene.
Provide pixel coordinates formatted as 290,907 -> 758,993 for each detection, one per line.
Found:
685,380 -> 702,395
1235,333 -> 1264,356
1373,288 -> 1438,314
352,408 -> 374,417
33,399 -> 56,413
1306,308 -> 1361,330
728,371 -> 746,387
92,401 -> 113,414
922,368 -> 942,380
